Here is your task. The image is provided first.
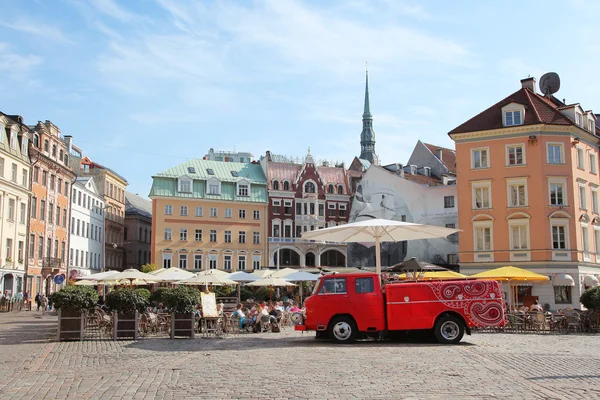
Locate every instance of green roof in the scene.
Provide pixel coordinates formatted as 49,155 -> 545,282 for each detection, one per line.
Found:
149,159 -> 267,203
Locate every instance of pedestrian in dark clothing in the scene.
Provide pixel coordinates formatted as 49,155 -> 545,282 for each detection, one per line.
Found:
35,293 -> 41,311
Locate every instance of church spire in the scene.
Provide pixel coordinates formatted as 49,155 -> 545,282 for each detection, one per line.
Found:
359,67 -> 378,166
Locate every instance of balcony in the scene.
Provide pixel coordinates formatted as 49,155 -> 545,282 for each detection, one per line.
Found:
42,257 -> 63,268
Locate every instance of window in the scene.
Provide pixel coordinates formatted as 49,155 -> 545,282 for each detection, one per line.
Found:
209,254 -> 218,269
195,206 -> 203,217
273,180 -> 279,190
508,180 -> 527,207
595,229 -> 600,254
210,207 -> 217,217
19,203 -> 25,224
504,110 -> 522,126
590,153 -> 597,174
284,201 -> 292,215
577,147 -> 585,170
507,145 -> 524,166
225,208 -> 232,218
239,231 -> 246,244
304,182 -> 315,193
41,170 -> 47,186
472,182 -> 491,209
471,148 -> 489,169
194,254 -> 203,270
224,254 -> 232,270
337,185 -> 344,195
575,112 -> 583,127
31,197 -> 37,219
224,231 -> 232,243
164,228 -> 172,240
238,183 -> 249,197
444,196 -> 455,208
55,207 -> 60,226
239,209 -> 246,219
547,143 -> 564,164
177,205 -> 187,216
319,204 -> 324,216
22,169 -> 28,187
29,234 -> 35,258
327,184 -> 334,194
57,178 -> 62,193
593,189 -> 599,214
238,255 -> 246,271
180,228 -> 187,241
510,223 -> 529,250
273,200 -> 281,214
162,253 -> 172,269
474,224 -> 492,251
253,232 -> 260,244
210,230 -> 217,242
195,229 -> 202,242
549,181 -> 565,206
273,224 -> 280,237
339,203 -> 347,217
554,286 -> 571,304
582,224 -> 590,253
179,253 -> 188,269
319,278 -> 347,294
11,163 -> 17,182
165,205 -> 172,215
284,224 -> 291,237
38,236 -> 43,259
7,199 -> 14,221
5,238 -> 12,259
252,256 -> 261,270
296,226 -> 302,238
208,183 -> 220,195
253,210 -> 260,220
355,277 -> 374,293
283,181 -> 290,191
579,185 -> 587,209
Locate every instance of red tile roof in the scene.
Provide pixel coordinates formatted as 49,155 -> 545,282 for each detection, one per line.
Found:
402,173 -> 444,186
448,88 -> 574,136
267,163 -> 301,189
422,143 -> 456,174
318,166 -> 348,192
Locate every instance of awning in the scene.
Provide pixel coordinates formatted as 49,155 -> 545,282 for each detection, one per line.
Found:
552,273 -> 575,287
584,275 -> 600,287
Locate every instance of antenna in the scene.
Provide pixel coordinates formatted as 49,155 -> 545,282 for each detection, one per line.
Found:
539,72 -> 560,96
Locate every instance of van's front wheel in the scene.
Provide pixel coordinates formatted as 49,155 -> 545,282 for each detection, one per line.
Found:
434,315 -> 464,344
328,316 -> 357,344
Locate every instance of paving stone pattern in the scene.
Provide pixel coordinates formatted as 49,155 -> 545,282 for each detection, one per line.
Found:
1,311 -> 599,399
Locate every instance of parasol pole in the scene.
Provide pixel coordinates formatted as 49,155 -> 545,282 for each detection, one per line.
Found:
375,233 -> 382,276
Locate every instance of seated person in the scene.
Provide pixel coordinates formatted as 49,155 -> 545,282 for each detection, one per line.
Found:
530,300 -> 543,312
216,303 -> 224,317
269,304 -> 281,323
232,303 -> 248,330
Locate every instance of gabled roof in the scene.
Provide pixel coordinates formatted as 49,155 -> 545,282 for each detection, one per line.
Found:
422,143 -> 456,174
318,166 -> 348,191
267,163 -> 301,189
125,192 -> 152,219
154,159 -> 267,184
448,88 -> 574,136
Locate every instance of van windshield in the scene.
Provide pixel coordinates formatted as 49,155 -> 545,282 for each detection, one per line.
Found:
312,278 -> 322,295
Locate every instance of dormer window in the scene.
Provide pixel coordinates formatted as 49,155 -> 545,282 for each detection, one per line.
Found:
188,167 -> 196,174
273,180 -> 279,190
206,169 -> 214,175
10,131 -> 17,149
502,103 -> 525,127
22,138 -> 28,156
283,181 -> 290,191
423,167 -> 431,176
410,165 -> 417,175
32,133 -> 39,147
337,185 -> 344,194
505,111 -> 522,126
178,177 -> 192,193
231,171 -> 239,177
304,182 -> 315,193
575,112 -> 583,127
237,179 -> 250,197
207,178 -> 221,195
327,184 -> 334,194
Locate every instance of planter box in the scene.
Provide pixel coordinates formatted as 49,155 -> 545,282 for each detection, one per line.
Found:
57,310 -> 84,341
171,312 -> 195,339
113,311 -> 139,340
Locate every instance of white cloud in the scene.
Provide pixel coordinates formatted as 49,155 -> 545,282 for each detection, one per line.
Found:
0,20 -> 73,44
87,0 -> 148,24
0,42 -> 43,77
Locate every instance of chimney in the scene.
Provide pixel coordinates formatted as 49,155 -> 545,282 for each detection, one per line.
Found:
436,149 -> 443,161
520,77 -> 536,93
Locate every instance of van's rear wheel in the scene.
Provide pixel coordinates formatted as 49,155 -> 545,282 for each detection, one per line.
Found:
328,316 -> 357,344
434,315 -> 464,344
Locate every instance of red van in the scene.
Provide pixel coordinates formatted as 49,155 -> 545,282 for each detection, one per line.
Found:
294,272 -> 505,344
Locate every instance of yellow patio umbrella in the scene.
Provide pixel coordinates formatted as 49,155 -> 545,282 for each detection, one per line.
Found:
396,271 -> 467,280
469,266 -> 549,309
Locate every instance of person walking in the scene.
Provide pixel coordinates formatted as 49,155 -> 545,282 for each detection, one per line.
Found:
41,294 -> 48,315
35,293 -> 41,311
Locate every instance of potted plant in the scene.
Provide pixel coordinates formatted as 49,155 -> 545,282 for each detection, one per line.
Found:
51,286 -> 98,341
162,286 -> 201,338
5,257 -> 12,262
580,286 -> 600,311
150,287 -> 170,306
106,288 -> 148,340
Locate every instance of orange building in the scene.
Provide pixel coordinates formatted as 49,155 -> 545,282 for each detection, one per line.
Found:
449,77 -> 600,310
28,121 -> 76,295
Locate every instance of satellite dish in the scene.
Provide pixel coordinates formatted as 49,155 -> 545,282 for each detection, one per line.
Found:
539,72 -> 560,96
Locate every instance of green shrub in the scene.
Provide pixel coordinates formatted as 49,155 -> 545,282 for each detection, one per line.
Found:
150,287 -> 170,305
162,286 -> 201,313
141,264 -> 159,273
106,288 -> 148,314
50,286 -> 98,313
212,285 -> 235,298
580,286 -> 600,311
135,288 -> 151,302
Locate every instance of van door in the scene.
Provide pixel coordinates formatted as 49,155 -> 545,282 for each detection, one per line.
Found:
349,276 -> 384,332
316,277 -> 349,328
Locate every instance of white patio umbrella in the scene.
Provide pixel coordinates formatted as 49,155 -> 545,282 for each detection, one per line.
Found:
302,218 -> 460,275
153,268 -> 195,282
252,269 -> 274,278
246,277 -> 296,287
178,270 -> 238,286
97,268 -> 164,287
284,271 -> 319,304
270,268 -> 297,278
229,272 -> 260,282
77,270 -> 120,281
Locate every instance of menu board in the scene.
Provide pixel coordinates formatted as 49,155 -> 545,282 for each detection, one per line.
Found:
200,292 -> 218,317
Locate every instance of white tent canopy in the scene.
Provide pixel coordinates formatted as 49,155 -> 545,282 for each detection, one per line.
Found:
77,270 -> 120,281
284,271 -> 319,282
97,269 -> 164,286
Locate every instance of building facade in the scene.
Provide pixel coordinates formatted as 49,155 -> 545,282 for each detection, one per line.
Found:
69,177 -> 105,278
0,114 -> 32,297
204,148 -> 254,163
28,121 -> 75,296
150,160 -> 268,272
449,76 -> 600,310
124,192 -> 152,270
261,150 -> 350,268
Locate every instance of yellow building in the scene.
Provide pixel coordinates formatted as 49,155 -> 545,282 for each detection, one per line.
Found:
150,160 -> 268,271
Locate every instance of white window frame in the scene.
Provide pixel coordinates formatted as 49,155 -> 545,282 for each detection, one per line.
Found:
223,254 -> 232,271
472,180 -> 492,209
592,187 -> 599,214
551,223 -> 568,250
225,208 -> 232,218
590,153 -> 597,174
208,254 -> 218,269
328,203 -> 336,210
195,229 -> 202,242
501,103 -> 525,127
239,231 -> 246,244
272,219 -> 281,238
180,205 -> 188,216
178,177 -> 192,193
575,112 -> 583,127
210,207 -> 218,217
339,203 -> 347,210
195,206 -> 203,217
506,177 -> 528,208
252,255 -> 261,270
579,184 -> 587,210
239,209 -> 246,219
238,255 -> 246,271
508,219 -> 530,250
548,177 -> 567,206
253,231 -> 260,244
471,147 -> 489,169
236,180 -> 251,197
207,178 -> 221,195
179,253 -> 188,269
547,142 -> 565,164
473,220 -> 493,252
164,228 -> 172,241
594,227 -> 600,255
164,205 -> 172,215
576,146 -> 585,170
253,210 -> 260,220
179,228 -> 187,241
194,253 -> 203,270
582,222 -> 591,261
162,253 -> 172,269
209,230 -> 217,242
506,144 -> 525,166
224,230 -> 232,243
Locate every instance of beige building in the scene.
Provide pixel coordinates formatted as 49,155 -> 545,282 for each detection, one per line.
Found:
150,160 -> 268,271
0,113 -> 32,297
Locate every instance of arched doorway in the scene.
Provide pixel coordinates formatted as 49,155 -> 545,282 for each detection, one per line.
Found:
305,252 -> 316,267
2,274 -> 13,296
274,248 -> 301,267
320,250 -> 346,267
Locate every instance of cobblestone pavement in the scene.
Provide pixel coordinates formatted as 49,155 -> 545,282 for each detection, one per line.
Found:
1,311 -> 600,399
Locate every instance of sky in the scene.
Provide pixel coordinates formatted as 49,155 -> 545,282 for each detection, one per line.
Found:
2,0 -> 600,197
